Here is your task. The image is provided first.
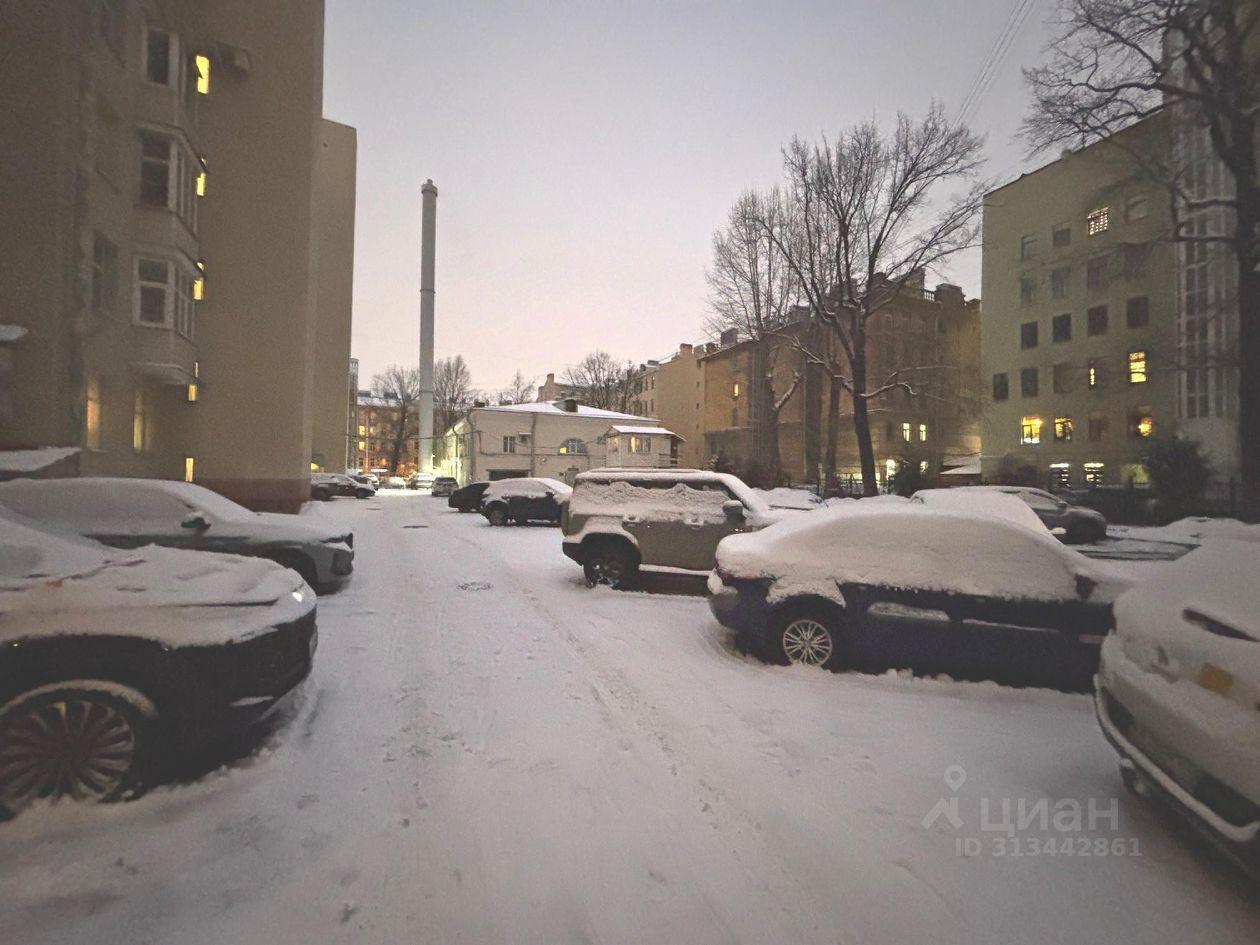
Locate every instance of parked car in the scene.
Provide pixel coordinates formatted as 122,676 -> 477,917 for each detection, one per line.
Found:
983,486 -> 1108,543
351,471 -> 379,488
431,476 -> 458,498
1096,538 -> 1259,874
0,511 -> 317,814
708,497 -> 1139,687
481,477 -> 571,526
561,468 -> 788,587
448,481 -> 491,513
407,471 -> 436,491
381,476 -> 408,489
0,478 -> 354,592
312,472 -> 374,499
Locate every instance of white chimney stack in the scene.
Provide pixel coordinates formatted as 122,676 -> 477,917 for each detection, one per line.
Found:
418,179 -> 437,473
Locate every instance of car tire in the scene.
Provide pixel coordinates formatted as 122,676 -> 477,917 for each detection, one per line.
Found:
0,684 -> 154,816
486,505 -> 509,527
769,602 -> 846,669
355,489 -> 372,499
582,541 -> 638,589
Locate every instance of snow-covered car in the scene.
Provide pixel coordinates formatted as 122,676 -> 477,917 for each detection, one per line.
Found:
708,498 -> 1137,686
0,478 -> 354,592
481,477 -> 571,526
0,512 -> 317,814
940,486 -> 1107,544
431,476 -> 458,497
381,476 -> 408,489
1095,539 -> 1260,871
407,472 -> 436,491
562,469 -> 789,587
448,480 -> 490,513
312,472 -> 374,499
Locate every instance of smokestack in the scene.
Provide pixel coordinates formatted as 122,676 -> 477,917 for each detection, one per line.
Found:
418,179 -> 437,473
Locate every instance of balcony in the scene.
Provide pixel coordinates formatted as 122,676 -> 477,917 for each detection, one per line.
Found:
131,324 -> 197,385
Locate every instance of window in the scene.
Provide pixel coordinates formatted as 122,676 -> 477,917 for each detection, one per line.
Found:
96,0 -> 125,59
85,376 -> 102,450
1020,367 -> 1039,398
1020,273 -> 1036,305
193,54 -> 211,95
1087,206 -> 1110,236
136,258 -> 169,324
900,421 -> 912,443
558,437 -> 587,455
1087,305 -> 1108,336
132,389 -> 151,453
1088,415 -> 1107,442
184,456 -> 195,483
1125,194 -> 1149,222
1052,224 -> 1071,248
145,27 -> 175,86
1052,313 -> 1071,343
195,158 -> 207,197
1050,266 -> 1070,299
1020,416 -> 1043,445
1122,242 -> 1149,280
1125,296 -> 1149,329
139,132 -> 196,224
629,435 -> 651,454
1128,350 -> 1147,384
501,436 -> 516,453
1053,363 -> 1071,394
1020,235 -> 1038,259
1020,321 -> 1038,349
732,382 -> 740,399
1054,417 -> 1073,442
918,423 -> 928,443
91,233 -> 118,314
187,361 -> 199,403
1086,255 -> 1109,292
358,424 -> 366,435
992,372 -> 1009,401
1130,409 -> 1154,439
1083,462 -> 1105,485
193,260 -> 205,301
1088,358 -> 1106,390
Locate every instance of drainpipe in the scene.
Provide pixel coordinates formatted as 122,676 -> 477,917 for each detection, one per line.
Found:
529,412 -> 538,476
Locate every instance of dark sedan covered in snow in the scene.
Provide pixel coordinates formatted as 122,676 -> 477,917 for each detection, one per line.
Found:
708,496 -> 1142,688
480,478 -> 572,526
0,478 -> 354,592
0,513 -> 316,814
448,481 -> 491,512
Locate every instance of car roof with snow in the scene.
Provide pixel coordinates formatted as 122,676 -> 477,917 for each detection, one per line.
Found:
910,487 -> 1049,534
483,477 -> 572,499
575,468 -> 771,516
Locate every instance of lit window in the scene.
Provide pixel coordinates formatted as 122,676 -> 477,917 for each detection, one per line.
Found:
1049,462 -> 1071,488
358,440 -> 366,450
559,437 -> 586,455
918,423 -> 927,443
193,260 -> 205,300
901,422 -> 911,442
1054,417 -> 1073,442
186,361 -> 199,403
918,460 -> 929,474
194,54 -> 211,94
1020,416 -> 1043,445
630,436 -> 651,454
1088,363 -> 1099,389
195,158 -> 207,197
1128,350 -> 1147,384
184,456 -> 195,482
884,458 -> 898,482
732,382 -> 740,399
1083,462 -> 1105,485
132,389 -> 150,453
1087,206 -> 1110,236
1133,413 -> 1154,438
85,376 -> 102,450
358,424 -> 366,435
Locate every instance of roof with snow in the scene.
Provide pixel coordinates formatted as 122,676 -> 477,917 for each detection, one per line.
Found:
607,424 -> 680,439
477,401 -> 653,422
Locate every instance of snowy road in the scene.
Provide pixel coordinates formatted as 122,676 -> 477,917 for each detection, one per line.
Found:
3,495 -> 1258,944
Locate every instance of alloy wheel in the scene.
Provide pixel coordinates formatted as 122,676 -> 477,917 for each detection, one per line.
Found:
781,617 -> 834,667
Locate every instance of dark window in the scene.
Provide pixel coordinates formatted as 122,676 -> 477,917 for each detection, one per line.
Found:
992,373 -> 1009,401
1126,296 -> 1150,328
139,132 -> 170,206
1052,313 -> 1071,343
1053,363 -> 1072,394
96,0 -> 125,59
1053,225 -> 1071,248
1087,255 -> 1109,292
1087,305 -> 1108,336
1020,273 -> 1036,305
1020,321 -> 1038,349
91,233 -> 118,313
145,28 -> 172,86
1050,266 -> 1070,299
1123,243 -> 1149,280
1088,415 -> 1107,441
1020,367 -> 1039,398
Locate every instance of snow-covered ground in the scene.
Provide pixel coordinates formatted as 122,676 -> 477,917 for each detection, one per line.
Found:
2,496 -> 1258,944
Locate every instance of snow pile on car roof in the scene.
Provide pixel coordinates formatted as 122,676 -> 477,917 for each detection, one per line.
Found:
911,487 -> 1049,534
755,487 -> 823,510
484,477 -> 572,500
571,479 -> 731,524
1161,517 -> 1260,543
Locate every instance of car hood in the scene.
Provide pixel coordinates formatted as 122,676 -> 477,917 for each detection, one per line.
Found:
232,512 -> 351,546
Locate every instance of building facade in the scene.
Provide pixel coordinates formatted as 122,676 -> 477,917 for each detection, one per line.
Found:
980,117 -> 1177,489
442,400 -> 664,485
352,393 -> 420,476
0,0 -> 353,511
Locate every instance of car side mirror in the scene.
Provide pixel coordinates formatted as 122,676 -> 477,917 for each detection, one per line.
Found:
723,500 -> 745,520
182,511 -> 210,531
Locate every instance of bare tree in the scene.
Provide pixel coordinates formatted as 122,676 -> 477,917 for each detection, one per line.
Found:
563,350 -> 633,411
1024,0 -> 1260,512
433,355 -> 474,461
498,369 -> 537,405
705,190 -> 804,483
754,104 -> 985,495
371,364 -> 421,475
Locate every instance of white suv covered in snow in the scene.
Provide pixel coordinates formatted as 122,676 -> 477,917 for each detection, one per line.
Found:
561,469 -> 786,587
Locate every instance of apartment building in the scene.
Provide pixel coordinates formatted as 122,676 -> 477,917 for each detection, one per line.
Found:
352,392 -> 420,476
0,0 -> 353,511
980,117 -> 1176,489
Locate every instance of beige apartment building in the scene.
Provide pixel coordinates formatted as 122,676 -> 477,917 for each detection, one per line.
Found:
981,116 -> 1176,489
627,344 -> 707,469
442,400 -> 665,485
352,392 -> 420,476
0,0 -> 354,512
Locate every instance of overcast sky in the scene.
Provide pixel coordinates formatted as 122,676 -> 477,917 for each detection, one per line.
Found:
324,0 -> 1057,395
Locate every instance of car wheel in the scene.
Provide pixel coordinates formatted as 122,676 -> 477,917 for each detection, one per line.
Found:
582,542 -> 638,589
0,686 -> 151,814
771,604 -> 845,669
486,505 -> 509,527
273,552 -> 319,589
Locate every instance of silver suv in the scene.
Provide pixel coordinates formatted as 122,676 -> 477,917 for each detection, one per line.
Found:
560,468 -> 786,587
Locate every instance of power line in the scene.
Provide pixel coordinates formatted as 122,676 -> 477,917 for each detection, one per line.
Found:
956,0 -> 1040,128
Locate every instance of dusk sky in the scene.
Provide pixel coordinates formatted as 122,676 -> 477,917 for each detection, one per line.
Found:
323,0 -> 1057,395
